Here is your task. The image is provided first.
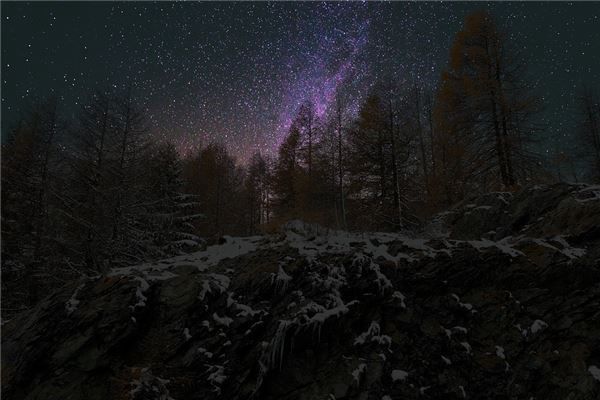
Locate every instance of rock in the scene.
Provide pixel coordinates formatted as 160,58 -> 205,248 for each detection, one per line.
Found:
2,184 -> 600,400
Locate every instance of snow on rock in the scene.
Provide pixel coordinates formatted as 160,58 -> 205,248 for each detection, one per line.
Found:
198,273 -> 230,301
197,347 -> 213,359
369,262 -> 393,294
442,325 -> 468,338
234,302 -> 262,318
514,324 -> 528,337
130,276 -> 150,310
588,365 -> 600,381
271,265 -> 292,294
307,299 -> 359,341
551,235 -> 587,259
575,185 -> 600,203
495,345 -> 505,359
451,294 -> 476,313
460,342 -> 472,355
129,368 -> 173,400
198,280 -> 212,301
212,312 -> 233,327
197,236 -> 262,268
391,369 -> 408,382
109,235 -> 261,282
283,221 -> 442,265
452,326 -> 468,334
530,237 -> 586,260
530,319 -> 548,334
353,321 -> 392,349
206,365 -> 227,394
65,283 -> 85,315
309,300 -> 358,325
466,237 -> 523,258
392,290 -> 406,308
351,363 -> 367,384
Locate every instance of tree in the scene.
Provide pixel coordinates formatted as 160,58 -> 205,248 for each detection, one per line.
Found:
144,142 -> 203,255
272,127 -> 303,219
295,101 -> 316,178
244,152 -> 270,234
336,97 -> 347,229
576,86 -> 600,182
183,142 -> 243,237
346,87 -> 417,230
64,90 -> 152,269
413,86 -> 430,199
65,91 -> 115,269
108,92 -> 150,249
433,10 -> 541,202
1,97 -> 66,305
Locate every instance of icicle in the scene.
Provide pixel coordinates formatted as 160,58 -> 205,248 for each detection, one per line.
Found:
269,319 -> 295,370
271,265 -> 292,295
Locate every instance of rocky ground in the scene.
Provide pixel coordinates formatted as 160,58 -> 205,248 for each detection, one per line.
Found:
2,183 -> 600,400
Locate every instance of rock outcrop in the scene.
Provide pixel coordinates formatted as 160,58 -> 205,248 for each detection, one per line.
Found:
2,184 -> 600,400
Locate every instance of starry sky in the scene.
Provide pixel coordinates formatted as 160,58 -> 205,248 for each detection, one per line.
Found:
2,1 -> 599,163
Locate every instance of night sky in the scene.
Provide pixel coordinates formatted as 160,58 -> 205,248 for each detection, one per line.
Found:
2,1 -> 599,163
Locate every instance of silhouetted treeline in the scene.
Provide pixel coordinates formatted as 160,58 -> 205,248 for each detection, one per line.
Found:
2,11 -> 599,314
1,92 -> 205,310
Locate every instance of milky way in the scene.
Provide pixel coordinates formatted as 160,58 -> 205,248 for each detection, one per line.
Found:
2,2 -> 599,163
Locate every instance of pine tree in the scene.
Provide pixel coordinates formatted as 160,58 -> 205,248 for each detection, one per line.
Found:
1,97 -> 66,305
244,152 -> 270,234
576,86 -> 600,182
433,10 -> 541,202
145,142 -> 203,255
183,143 -> 243,237
273,127 -> 303,219
64,90 -> 152,269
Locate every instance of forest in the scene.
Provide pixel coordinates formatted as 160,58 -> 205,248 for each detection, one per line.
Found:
2,11 -> 599,314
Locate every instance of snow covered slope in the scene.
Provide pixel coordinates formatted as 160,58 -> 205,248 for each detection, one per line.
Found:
2,183 -> 600,400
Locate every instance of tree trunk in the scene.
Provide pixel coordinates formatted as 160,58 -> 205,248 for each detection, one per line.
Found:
389,99 -> 402,228
337,98 -> 347,229
415,86 -> 429,198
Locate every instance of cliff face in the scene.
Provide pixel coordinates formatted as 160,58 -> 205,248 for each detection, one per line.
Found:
2,184 -> 600,400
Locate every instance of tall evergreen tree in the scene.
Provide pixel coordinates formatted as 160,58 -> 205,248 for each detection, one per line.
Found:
433,10 -> 541,204
576,86 -> 600,182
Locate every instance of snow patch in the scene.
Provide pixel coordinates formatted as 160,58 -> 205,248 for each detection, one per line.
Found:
206,365 -> 227,394
392,291 -> 406,308
467,237 -> 523,258
588,365 -> 600,381
495,345 -> 505,359
451,294 -> 475,312
197,347 -> 213,358
65,283 -> 85,315
212,312 -> 233,327
351,363 -> 367,384
530,319 -> 548,334
391,369 -> 408,382
271,265 -> 292,294
460,342 -> 472,355
130,276 -> 149,310
353,321 -> 392,349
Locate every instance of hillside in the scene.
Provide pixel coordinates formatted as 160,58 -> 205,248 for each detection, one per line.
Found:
2,183 -> 600,400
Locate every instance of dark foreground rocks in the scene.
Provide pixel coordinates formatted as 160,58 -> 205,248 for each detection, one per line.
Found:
2,184 -> 600,400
